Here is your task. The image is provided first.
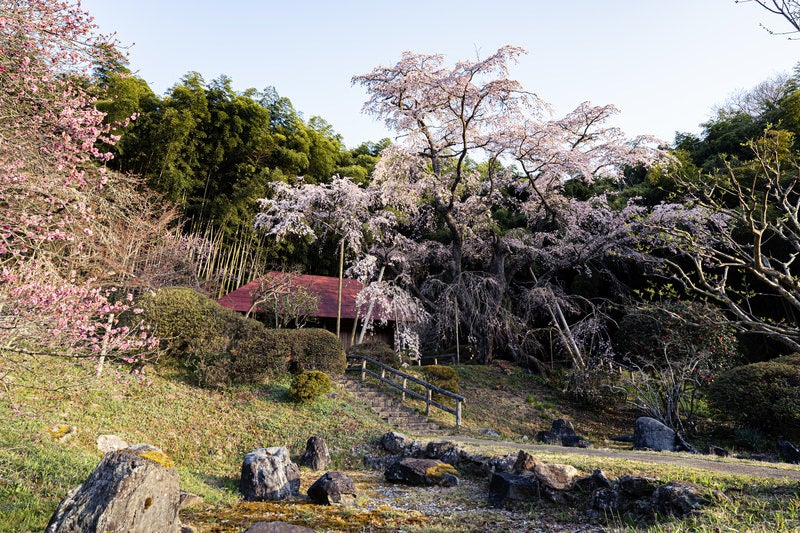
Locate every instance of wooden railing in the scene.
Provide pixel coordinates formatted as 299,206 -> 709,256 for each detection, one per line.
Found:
346,354 -> 465,428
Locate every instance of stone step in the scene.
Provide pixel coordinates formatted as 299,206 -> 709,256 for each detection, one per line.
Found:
336,375 -> 444,434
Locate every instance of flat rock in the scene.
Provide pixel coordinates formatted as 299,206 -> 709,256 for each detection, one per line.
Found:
488,471 -> 539,507
384,457 -> 458,486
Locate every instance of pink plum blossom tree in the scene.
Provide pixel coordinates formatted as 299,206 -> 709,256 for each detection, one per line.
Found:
0,1 -> 157,367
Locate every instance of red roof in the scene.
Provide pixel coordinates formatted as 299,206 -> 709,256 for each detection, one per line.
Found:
218,272 -> 367,320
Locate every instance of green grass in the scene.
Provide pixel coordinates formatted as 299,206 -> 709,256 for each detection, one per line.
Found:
2,355 -> 800,532
0,355 -> 390,533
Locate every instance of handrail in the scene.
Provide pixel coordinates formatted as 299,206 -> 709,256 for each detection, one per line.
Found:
345,354 -> 465,428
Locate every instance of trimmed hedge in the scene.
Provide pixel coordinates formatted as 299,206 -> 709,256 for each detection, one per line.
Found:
420,364 -> 459,401
347,341 -> 398,366
289,370 -> 332,403
228,321 -> 291,384
137,288 -> 345,386
708,354 -> 800,437
137,286 -> 240,357
286,328 -> 346,376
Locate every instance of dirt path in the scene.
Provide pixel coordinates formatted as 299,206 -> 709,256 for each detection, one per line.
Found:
416,434 -> 800,482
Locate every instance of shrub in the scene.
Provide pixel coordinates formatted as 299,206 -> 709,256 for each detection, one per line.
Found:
708,354 -> 800,438
137,287 -> 240,357
227,321 -> 291,384
420,365 -> 459,401
287,328 -> 346,375
289,370 -> 332,403
347,341 -> 398,366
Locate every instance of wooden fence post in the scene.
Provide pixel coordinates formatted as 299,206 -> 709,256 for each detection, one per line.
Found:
402,377 -> 407,401
361,359 -> 366,381
456,400 -> 462,429
426,389 -> 432,416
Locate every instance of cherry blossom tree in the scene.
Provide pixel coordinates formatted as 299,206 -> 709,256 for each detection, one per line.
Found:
353,45 -> 661,364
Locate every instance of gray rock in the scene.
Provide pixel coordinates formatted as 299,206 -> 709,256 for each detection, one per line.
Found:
573,469 -> 613,494
381,431 -> 407,454
403,440 -> 424,457
298,436 -> 330,471
479,428 -> 501,438
384,457 -> 457,486
561,435 -> 591,448
702,444 -> 729,458
535,430 -> 561,445
362,454 -> 399,470
45,444 -> 180,533
178,490 -> 203,510
96,434 -> 129,454
551,419 -> 577,439
618,475 -> 660,498
488,471 -> 540,507
590,487 -> 620,512
307,471 -> 356,507
777,440 -> 800,464
240,447 -> 300,501
244,522 -> 315,533
650,481 -> 704,517
633,417 -> 676,452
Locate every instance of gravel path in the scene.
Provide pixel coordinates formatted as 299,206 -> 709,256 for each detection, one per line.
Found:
423,435 -> 800,482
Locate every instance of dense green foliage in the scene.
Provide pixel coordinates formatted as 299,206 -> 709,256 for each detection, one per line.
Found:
289,370 -> 332,402
420,364 -> 460,399
614,300 -> 740,370
97,70 -> 385,240
347,341 -> 398,366
708,354 -> 800,437
138,287 -> 329,386
137,286 -> 241,357
227,320 -> 291,384
286,328 -> 346,375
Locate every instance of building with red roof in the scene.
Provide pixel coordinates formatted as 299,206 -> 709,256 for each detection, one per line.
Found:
217,272 -> 392,349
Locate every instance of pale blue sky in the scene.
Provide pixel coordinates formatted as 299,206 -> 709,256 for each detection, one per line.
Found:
82,0 -> 799,148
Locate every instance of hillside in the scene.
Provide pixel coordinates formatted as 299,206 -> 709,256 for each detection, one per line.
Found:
2,358 -> 800,532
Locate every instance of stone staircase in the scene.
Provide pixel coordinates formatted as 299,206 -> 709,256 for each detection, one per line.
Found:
336,374 -> 450,435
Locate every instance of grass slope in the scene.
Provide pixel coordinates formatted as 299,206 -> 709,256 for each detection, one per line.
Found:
1,356 -> 799,532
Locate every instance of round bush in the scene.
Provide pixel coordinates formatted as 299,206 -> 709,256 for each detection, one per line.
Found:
227,321 -> 291,384
289,370 -> 332,403
347,341 -> 398,366
420,364 -> 459,400
137,287 -> 240,357
287,328 -> 346,375
708,354 -> 800,437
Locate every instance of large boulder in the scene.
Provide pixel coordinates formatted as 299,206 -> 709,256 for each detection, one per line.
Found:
307,471 -> 357,507
240,447 -> 300,501
298,436 -> 330,471
384,458 -> 459,486
46,444 -> 180,533
633,417 -> 676,452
